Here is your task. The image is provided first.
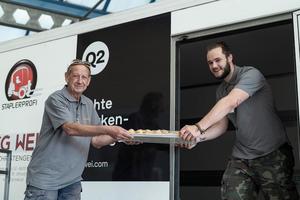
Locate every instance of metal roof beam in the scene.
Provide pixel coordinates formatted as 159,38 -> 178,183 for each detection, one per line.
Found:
3,0 -> 110,19
0,0 -> 156,32
0,1 -> 80,31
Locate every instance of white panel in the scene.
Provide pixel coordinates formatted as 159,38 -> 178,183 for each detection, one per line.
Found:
171,0 -> 300,36
81,181 -> 169,200
0,36 -> 77,134
0,36 -> 77,200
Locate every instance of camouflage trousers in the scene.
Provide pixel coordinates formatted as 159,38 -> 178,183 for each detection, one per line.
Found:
221,143 -> 299,200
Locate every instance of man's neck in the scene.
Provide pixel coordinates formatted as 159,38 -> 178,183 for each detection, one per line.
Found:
73,94 -> 81,101
224,64 -> 235,82
66,87 -> 81,101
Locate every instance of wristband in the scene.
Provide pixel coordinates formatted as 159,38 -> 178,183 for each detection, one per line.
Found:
194,123 -> 205,134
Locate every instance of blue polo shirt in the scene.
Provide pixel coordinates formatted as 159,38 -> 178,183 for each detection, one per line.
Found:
26,86 -> 100,190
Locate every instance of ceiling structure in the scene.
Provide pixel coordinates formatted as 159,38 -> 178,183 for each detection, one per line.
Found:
0,0 -> 156,42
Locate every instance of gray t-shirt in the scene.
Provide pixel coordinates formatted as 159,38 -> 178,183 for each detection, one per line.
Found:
216,66 -> 288,159
26,86 -> 100,190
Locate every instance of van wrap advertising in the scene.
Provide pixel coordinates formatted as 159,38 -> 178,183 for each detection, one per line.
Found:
77,13 -> 171,199
2,60 -> 39,111
0,13 -> 171,200
5,59 -> 37,101
76,14 -> 171,183
0,36 -> 77,200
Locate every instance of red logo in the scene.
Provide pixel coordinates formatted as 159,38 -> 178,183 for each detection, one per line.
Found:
5,59 -> 37,101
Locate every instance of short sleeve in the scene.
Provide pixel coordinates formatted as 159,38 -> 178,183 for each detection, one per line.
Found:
45,94 -> 73,130
235,68 -> 265,96
90,103 -> 101,125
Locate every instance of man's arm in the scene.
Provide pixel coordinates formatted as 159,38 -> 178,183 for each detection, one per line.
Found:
180,117 -> 228,148
198,88 -> 249,131
180,88 -> 249,141
62,123 -> 133,141
198,117 -> 228,141
91,135 -> 116,149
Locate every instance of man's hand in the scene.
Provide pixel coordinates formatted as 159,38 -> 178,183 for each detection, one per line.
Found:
179,124 -> 201,142
123,140 -> 142,145
176,142 -> 197,149
178,124 -> 207,149
107,126 -> 133,141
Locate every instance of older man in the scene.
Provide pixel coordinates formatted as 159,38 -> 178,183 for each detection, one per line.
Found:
24,59 -> 132,200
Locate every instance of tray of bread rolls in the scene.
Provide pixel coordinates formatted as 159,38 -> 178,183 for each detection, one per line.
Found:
126,129 -> 196,145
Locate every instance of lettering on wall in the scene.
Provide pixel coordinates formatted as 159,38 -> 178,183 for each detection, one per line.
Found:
93,98 -> 128,125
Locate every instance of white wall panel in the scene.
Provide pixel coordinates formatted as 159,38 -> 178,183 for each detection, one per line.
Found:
0,36 -> 77,200
171,0 -> 300,36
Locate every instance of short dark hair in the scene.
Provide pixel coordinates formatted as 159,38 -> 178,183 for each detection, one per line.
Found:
206,41 -> 232,57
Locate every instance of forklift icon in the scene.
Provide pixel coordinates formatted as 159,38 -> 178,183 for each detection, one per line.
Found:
7,65 -> 34,99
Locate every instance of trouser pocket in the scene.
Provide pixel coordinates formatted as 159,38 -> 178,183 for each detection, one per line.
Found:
24,186 -> 46,200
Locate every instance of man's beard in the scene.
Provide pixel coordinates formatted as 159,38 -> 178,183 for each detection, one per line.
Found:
215,62 -> 231,80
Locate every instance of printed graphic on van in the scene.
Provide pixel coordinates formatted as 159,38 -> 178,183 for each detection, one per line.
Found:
82,41 -> 109,75
5,59 -> 37,101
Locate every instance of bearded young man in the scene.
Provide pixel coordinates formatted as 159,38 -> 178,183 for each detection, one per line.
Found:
180,42 -> 299,199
